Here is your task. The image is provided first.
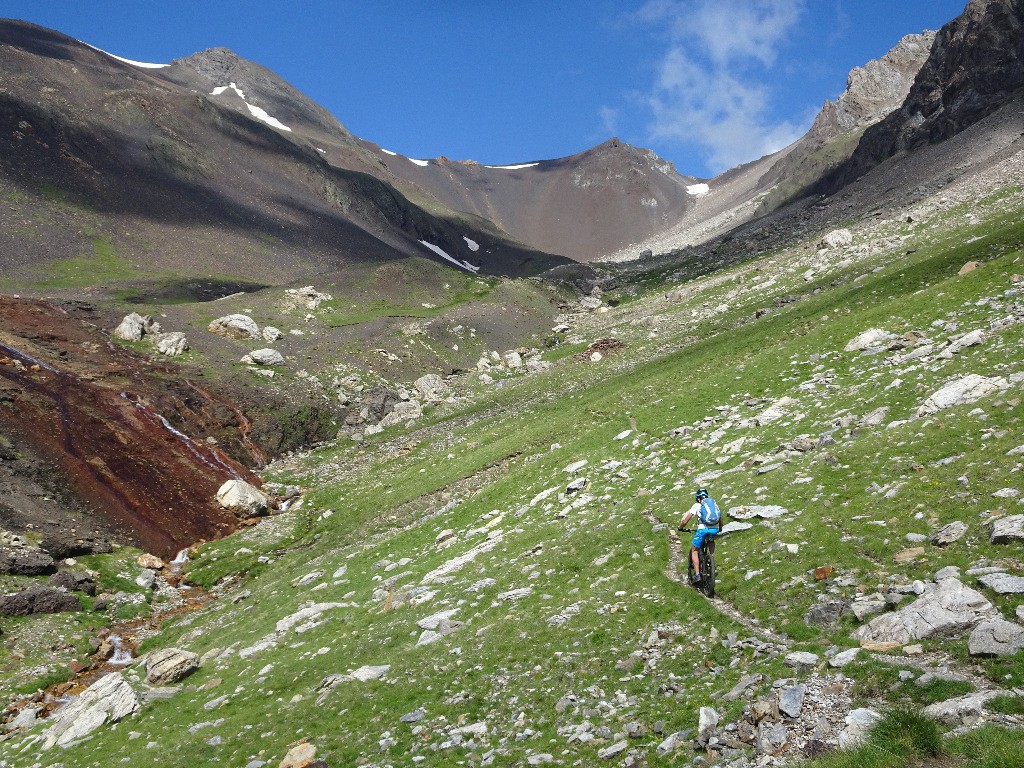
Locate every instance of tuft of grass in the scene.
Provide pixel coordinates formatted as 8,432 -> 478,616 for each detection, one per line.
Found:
948,725 -> 1024,768
799,710 -> 944,768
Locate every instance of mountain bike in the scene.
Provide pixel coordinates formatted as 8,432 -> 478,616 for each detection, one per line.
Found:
679,528 -> 716,598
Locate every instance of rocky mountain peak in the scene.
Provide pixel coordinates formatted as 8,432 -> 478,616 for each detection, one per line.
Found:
163,45 -> 354,141
818,0 -> 1024,192
808,31 -> 936,143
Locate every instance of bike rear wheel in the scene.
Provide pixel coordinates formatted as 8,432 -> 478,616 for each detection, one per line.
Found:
699,546 -> 715,598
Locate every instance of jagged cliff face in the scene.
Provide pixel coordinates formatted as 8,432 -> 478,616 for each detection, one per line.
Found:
824,0 -> 1024,189
808,31 -> 937,143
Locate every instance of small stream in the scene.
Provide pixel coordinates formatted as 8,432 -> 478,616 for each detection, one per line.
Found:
10,549 -> 213,723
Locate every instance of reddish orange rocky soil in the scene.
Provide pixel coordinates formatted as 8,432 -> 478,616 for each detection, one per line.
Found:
0,297 -> 265,556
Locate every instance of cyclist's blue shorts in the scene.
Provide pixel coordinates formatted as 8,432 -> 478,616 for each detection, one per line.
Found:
692,528 -> 718,548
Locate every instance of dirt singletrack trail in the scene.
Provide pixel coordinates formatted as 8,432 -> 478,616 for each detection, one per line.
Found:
644,505 -> 791,646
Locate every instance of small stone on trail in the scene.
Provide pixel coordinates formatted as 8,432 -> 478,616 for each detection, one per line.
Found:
829,648 -> 859,668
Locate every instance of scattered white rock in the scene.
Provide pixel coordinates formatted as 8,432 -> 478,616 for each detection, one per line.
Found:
207,314 -> 260,339
241,348 -> 285,366
154,332 -> 188,356
216,479 -> 269,517
917,374 -> 1009,416
844,328 -> 895,352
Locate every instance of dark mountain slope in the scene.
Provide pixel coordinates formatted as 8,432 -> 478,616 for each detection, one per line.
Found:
358,138 -> 702,262
820,0 -> 1024,193
0,20 -> 570,283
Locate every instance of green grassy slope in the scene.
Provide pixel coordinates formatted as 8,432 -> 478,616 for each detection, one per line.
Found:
4,183 -> 1024,766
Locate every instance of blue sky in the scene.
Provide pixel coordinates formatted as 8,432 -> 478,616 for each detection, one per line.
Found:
6,1 -> 967,178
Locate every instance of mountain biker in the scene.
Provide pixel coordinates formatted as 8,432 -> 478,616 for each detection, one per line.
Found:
677,488 -> 722,583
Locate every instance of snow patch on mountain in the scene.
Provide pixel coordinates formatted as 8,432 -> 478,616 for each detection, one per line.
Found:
409,158 -> 430,167
380,149 -> 398,156
463,236 -> 480,252
84,44 -> 169,69
484,163 -> 540,170
209,82 -> 291,132
419,240 -> 481,273
687,183 -> 710,196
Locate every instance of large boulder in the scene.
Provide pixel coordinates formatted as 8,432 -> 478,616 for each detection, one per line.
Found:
854,577 -> 993,645
48,571 -> 98,596
0,547 -> 55,575
42,672 -> 139,749
820,229 -> 853,249
379,400 -> 423,428
0,585 -> 82,616
207,314 -> 260,340
145,647 -> 200,685
113,313 -> 159,342
215,479 -> 269,517
284,285 -> 332,310
969,618 -> 1024,656
361,386 -> 403,423
917,374 -> 1009,416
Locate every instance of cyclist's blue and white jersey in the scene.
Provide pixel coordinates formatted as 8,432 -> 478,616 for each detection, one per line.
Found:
687,500 -> 721,530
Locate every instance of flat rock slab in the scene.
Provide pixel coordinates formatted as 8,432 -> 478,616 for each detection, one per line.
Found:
978,573 -> 1024,594
923,690 -> 1005,724
348,665 -> 390,682
854,578 -> 992,645
728,505 -> 788,520
43,672 -> 140,749
968,618 -> 1024,656
779,684 -> 806,718
784,652 -> 819,669
719,521 -> 754,535
917,374 -> 1009,417
931,521 -> 968,546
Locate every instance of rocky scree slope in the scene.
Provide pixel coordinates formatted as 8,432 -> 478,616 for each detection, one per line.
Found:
4,150 -> 1024,767
820,0 -> 1024,195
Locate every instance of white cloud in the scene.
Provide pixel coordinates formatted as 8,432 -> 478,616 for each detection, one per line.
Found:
636,0 -> 810,174
599,105 -> 619,136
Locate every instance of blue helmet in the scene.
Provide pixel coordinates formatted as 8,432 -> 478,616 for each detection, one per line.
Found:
695,488 -> 709,501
